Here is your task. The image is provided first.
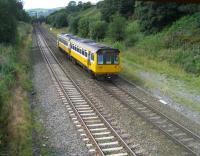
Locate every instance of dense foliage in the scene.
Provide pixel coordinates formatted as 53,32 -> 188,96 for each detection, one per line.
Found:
0,0 -> 30,43
100,0 -> 135,22
89,20 -> 107,40
135,2 -> 200,34
46,1 -> 92,28
78,17 -> 90,37
108,14 -> 126,41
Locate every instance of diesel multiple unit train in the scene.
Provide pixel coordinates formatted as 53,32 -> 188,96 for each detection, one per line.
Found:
57,33 -> 121,78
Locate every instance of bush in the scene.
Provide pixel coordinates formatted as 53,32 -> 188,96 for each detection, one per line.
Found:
0,0 -> 30,44
135,2 -> 200,34
69,16 -> 80,34
89,20 -> 107,40
78,17 -> 89,37
100,0 -> 135,22
125,21 -> 143,46
55,13 -> 68,28
0,23 -> 32,155
108,14 -> 126,41
0,0 -> 17,43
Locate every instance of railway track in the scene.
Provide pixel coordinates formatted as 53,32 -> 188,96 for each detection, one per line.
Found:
99,80 -> 200,156
35,27 -> 140,156
38,26 -> 200,155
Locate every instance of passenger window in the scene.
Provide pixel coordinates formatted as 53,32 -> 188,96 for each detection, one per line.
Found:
85,52 -> 87,57
98,54 -> 103,64
91,53 -> 94,61
82,50 -> 85,56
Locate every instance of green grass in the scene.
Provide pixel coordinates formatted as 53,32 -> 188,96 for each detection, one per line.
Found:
43,24 -> 69,36
79,7 -> 101,19
0,22 -> 33,156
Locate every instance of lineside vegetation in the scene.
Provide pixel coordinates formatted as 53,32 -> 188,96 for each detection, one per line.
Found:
0,0 -> 33,155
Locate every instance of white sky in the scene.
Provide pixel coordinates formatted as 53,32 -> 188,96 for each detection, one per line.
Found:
23,0 -> 101,9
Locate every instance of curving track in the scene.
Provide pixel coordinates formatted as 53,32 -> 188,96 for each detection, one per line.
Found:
37,25 -> 200,156
35,26 -> 140,156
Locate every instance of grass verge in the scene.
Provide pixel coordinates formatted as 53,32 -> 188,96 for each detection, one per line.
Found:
43,24 -> 69,36
0,22 -> 33,156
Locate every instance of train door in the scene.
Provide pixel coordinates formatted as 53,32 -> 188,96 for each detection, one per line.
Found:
68,42 -> 72,54
87,51 -> 91,68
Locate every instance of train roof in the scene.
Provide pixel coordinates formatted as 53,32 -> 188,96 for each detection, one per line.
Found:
58,33 -> 119,53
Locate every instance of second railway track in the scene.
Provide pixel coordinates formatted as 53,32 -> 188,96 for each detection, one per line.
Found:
99,80 -> 200,156
35,26 -> 140,156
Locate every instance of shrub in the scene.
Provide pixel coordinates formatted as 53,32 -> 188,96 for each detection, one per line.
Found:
0,0 -> 30,43
69,16 -> 80,34
108,14 -> 126,41
55,13 -> 68,28
78,17 -> 89,37
125,21 -> 143,46
0,0 -> 17,43
135,2 -> 200,34
89,20 -> 107,40
100,0 -> 135,22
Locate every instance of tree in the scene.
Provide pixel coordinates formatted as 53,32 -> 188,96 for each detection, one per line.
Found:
67,1 -> 77,12
135,2 -> 200,34
90,21 -> 107,40
55,13 -> 68,28
0,0 -> 30,43
108,14 -> 126,41
82,2 -> 92,10
77,1 -> 83,10
78,17 -> 89,37
69,16 -> 80,34
0,0 -> 17,43
100,0 -> 135,22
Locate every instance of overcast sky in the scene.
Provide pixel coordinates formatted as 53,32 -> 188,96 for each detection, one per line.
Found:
23,0 -> 101,9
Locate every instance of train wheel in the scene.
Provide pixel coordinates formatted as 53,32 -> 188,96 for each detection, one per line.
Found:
72,58 -> 77,65
89,71 -> 96,79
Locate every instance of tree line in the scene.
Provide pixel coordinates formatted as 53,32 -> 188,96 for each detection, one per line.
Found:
0,0 -> 30,43
46,0 -> 200,41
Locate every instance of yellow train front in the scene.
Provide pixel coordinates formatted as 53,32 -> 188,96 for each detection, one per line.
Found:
57,34 -> 121,78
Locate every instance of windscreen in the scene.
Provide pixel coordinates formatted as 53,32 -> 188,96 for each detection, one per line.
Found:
97,50 -> 119,65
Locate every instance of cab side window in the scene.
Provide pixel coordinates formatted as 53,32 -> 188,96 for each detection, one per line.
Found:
98,54 -> 103,64
114,54 -> 119,64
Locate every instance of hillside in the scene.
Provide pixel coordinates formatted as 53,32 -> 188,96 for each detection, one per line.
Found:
45,1 -> 200,115
27,8 -> 63,17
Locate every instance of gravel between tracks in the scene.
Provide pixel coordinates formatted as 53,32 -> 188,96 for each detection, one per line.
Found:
40,27 -> 193,156
31,29 -> 89,156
